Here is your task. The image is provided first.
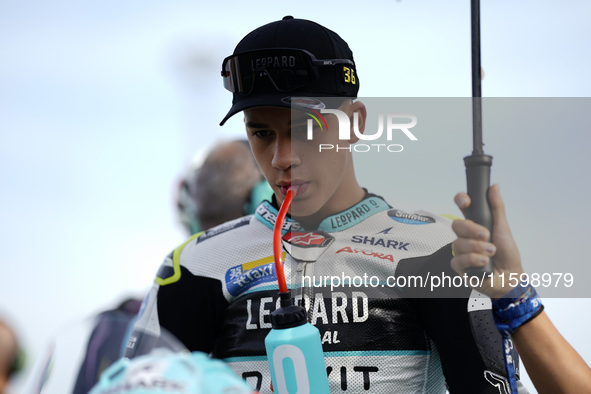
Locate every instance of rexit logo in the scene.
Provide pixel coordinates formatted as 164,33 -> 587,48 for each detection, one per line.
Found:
305,109 -> 418,153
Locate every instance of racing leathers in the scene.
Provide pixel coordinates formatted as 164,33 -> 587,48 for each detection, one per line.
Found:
129,193 -> 525,393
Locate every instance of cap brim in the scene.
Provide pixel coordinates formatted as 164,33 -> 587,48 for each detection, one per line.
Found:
220,92 -> 289,125
219,92 -> 348,125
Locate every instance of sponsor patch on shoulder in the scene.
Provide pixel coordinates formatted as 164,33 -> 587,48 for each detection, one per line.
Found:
225,253 -> 285,297
388,209 -> 435,225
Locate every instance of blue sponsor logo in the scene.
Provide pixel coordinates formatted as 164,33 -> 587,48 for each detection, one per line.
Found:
388,209 -> 435,225
225,255 -> 282,297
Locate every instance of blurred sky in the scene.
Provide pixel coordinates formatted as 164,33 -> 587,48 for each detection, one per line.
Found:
1,0 -> 590,392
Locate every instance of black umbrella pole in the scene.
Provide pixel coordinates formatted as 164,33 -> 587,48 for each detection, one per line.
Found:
464,0 -> 493,276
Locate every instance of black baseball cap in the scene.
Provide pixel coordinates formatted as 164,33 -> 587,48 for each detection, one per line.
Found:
219,16 -> 360,125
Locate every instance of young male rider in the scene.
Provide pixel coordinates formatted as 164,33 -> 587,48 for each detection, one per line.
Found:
129,16 -> 523,393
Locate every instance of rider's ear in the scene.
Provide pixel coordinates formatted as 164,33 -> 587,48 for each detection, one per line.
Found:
347,100 -> 367,144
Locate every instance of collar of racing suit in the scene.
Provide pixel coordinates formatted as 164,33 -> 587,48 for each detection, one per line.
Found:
257,189 -> 391,234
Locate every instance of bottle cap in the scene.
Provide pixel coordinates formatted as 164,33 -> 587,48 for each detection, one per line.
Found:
270,292 -> 307,329
270,305 -> 307,329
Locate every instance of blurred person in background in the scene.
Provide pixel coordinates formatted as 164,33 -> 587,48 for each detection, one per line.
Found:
71,298 -> 142,394
177,139 -> 273,235
0,318 -> 23,394
69,138 -> 272,393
